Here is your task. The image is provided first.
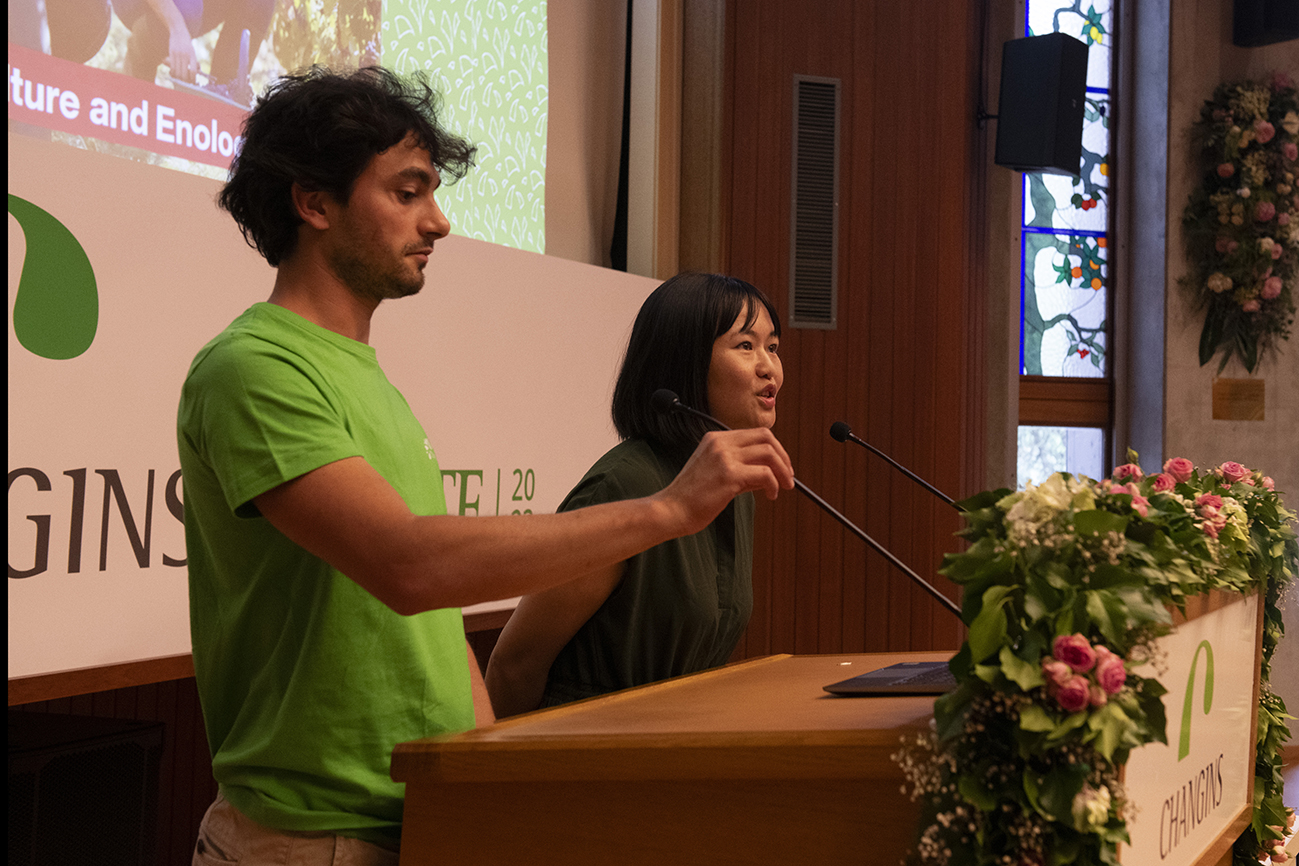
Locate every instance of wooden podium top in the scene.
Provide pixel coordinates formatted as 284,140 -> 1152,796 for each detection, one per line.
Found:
391,651 -> 951,786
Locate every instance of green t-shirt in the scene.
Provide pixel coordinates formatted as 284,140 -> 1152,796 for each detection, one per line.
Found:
177,303 -> 473,845
541,438 -> 754,706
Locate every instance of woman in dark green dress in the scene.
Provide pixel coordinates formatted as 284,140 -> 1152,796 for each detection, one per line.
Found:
486,273 -> 783,717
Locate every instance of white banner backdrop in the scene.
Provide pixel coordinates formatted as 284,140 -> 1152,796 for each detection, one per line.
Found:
1121,593 -> 1261,865
8,130 -> 656,679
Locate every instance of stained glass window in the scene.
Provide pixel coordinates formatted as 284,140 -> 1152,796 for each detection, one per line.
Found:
1015,0 -> 1115,487
1019,0 -> 1112,377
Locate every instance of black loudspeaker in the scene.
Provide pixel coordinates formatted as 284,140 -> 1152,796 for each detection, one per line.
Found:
994,32 -> 1089,176
1233,0 -> 1299,47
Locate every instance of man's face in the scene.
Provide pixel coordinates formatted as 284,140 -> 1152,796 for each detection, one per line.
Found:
324,134 -> 450,303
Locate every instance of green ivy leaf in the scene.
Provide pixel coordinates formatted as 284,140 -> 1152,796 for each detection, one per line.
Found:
1088,702 -> 1133,762
1027,761 -> 1088,824
959,773 -> 998,812
1046,710 -> 1090,742
969,586 -> 1013,662
1085,591 -> 1118,644
1020,703 -> 1057,733
1074,509 -> 1129,539
1000,644 -> 1045,692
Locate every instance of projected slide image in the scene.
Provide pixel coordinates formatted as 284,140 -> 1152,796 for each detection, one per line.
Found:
9,0 -> 548,250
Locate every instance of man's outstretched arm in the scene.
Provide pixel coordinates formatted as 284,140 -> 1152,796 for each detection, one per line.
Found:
253,428 -> 794,615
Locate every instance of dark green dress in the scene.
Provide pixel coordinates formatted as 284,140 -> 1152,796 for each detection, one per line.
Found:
540,438 -> 755,707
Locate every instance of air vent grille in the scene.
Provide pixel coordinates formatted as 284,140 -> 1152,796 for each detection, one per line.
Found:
789,76 -> 840,329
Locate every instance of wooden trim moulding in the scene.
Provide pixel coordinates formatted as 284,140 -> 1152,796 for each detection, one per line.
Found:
1018,375 -> 1112,427
9,653 -> 196,706
9,607 -> 513,706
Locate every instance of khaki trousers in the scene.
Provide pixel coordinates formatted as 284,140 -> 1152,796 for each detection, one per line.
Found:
192,794 -> 400,866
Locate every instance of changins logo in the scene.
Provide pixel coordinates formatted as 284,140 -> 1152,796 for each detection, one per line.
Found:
8,194 -> 99,359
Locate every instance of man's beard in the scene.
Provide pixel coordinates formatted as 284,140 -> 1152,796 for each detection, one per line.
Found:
329,242 -> 425,303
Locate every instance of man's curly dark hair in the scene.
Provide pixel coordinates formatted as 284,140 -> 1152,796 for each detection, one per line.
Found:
218,66 -> 477,267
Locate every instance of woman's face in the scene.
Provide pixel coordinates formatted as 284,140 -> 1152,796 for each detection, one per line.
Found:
707,304 -> 783,430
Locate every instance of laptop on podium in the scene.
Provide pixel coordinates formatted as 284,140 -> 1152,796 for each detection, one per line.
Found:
823,660 -> 956,696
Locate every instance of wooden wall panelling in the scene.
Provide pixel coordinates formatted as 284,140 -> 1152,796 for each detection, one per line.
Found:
726,0 -> 767,658
933,0 -> 980,652
834,4 -> 869,654
724,0 -> 979,660
11,677 -> 218,866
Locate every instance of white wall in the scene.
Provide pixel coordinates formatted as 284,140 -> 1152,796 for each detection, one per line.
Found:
1166,3 -> 1299,716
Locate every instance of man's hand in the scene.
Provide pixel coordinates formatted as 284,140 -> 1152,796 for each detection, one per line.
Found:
654,428 -> 794,537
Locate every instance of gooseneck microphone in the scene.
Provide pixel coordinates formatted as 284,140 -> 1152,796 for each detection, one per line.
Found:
829,421 -> 956,508
653,390 -> 961,617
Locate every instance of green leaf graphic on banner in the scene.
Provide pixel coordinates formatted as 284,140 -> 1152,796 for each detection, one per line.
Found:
8,194 -> 98,359
1179,639 -> 1214,760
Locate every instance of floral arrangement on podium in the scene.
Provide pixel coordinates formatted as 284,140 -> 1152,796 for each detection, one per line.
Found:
1180,72 -> 1298,373
896,455 -> 1297,866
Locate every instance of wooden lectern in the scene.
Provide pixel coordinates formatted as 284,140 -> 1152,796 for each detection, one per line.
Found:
391,651 -> 949,865
392,593 -> 1265,866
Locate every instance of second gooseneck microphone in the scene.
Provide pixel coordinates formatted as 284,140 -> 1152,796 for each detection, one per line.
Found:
652,389 -> 961,617
829,421 -> 956,508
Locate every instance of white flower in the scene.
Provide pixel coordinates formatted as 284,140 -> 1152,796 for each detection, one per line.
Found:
1283,111 -> 1299,135
1207,272 -> 1233,294
1072,784 -> 1113,832
1003,473 -> 1093,547
1220,496 -> 1249,540
1238,187 -> 1251,198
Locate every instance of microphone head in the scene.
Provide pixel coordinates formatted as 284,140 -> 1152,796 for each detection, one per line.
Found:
829,421 -> 853,442
651,389 -> 680,415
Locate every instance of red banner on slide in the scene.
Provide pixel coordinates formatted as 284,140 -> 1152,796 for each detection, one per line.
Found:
8,42 -> 248,170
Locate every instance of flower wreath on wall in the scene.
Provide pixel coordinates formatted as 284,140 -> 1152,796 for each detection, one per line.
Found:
895,456 -> 1298,866
1181,73 -> 1298,373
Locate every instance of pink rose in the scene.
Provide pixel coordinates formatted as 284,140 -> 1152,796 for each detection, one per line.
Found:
1042,658 -> 1073,690
1243,299 -> 1261,312
1196,493 -> 1224,513
1053,634 -> 1097,673
1095,653 -> 1127,695
1089,683 -> 1108,708
1219,461 -> 1250,484
1228,240 -> 1240,253
1112,463 -> 1144,482
1285,141 -> 1299,162
1215,235 -> 1231,253
1164,457 -> 1195,482
1217,162 -> 1236,178
1056,676 -> 1091,713
1255,119 -> 1276,144
1262,276 -> 1283,299
1126,483 -> 1150,517
1273,241 -> 1285,258
1201,519 -> 1221,540
1263,476 -> 1276,490
1256,201 -> 1277,222
1280,212 -> 1291,226
1151,473 -> 1176,492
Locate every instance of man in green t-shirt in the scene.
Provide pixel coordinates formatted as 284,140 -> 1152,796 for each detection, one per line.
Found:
180,66 -> 794,864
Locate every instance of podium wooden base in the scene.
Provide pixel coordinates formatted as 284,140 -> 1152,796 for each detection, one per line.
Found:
392,652 -> 950,865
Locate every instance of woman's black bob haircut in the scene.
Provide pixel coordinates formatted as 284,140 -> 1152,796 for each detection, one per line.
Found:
611,272 -> 781,457
218,66 -> 476,267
